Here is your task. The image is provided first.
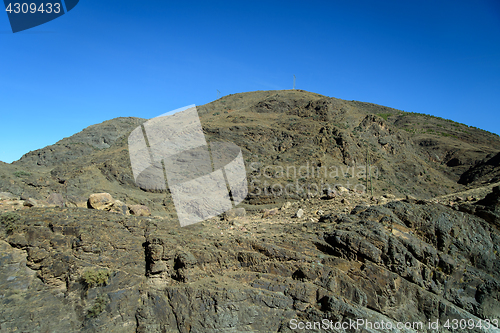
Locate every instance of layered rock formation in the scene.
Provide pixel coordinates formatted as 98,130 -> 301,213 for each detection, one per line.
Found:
1,187 -> 499,332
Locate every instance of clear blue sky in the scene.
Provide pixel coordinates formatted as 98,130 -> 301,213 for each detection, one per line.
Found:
1,0 -> 499,163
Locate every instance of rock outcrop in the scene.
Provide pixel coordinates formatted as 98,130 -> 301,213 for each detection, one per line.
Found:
129,204 -> 151,217
1,187 -> 499,332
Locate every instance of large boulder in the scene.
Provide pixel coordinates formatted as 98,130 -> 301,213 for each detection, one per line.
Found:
128,204 -> 151,217
22,198 -> 38,207
110,200 -> 129,215
87,193 -> 114,210
88,193 -> 129,215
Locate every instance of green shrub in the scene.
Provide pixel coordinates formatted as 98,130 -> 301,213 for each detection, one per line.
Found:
377,113 -> 391,121
13,170 -> 31,177
440,132 -> 456,138
86,294 -> 108,318
1,212 -> 21,234
81,269 -> 111,288
213,112 -> 220,116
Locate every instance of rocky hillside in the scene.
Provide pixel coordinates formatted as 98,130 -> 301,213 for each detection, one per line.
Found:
1,90 -> 499,216
13,117 -> 146,168
1,90 -> 500,332
1,185 -> 499,332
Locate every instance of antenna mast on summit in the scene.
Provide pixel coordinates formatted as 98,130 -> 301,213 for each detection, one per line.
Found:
293,75 -> 296,90
217,90 -> 220,99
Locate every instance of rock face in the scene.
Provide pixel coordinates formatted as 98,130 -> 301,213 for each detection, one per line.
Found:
459,152 -> 500,185
1,187 -> 499,332
0,192 -> 17,200
458,185 -> 500,229
13,117 -> 146,168
47,193 -> 65,207
0,208 -> 145,332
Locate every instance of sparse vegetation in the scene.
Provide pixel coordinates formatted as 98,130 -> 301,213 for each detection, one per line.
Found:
13,170 -> 31,177
398,111 -> 498,137
376,113 -> 391,121
0,212 -> 22,234
81,269 -> 111,288
86,294 -> 108,318
440,132 -> 457,138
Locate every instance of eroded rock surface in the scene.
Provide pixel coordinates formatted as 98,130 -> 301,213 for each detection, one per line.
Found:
1,189 -> 500,332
